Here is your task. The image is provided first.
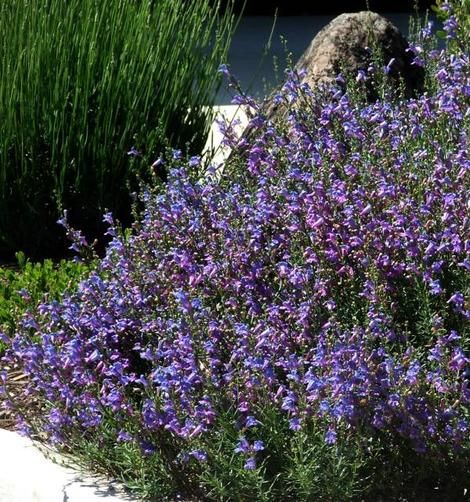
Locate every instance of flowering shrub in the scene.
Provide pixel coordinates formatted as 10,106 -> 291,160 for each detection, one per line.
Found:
1,3 -> 469,500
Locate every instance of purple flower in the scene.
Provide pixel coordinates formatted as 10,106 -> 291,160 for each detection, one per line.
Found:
281,392 -> 297,413
218,63 -> 230,76
244,457 -> 256,470
384,58 -> 396,75
127,146 -> 141,157
151,158 -> 164,170
325,429 -> 337,445
117,430 -> 133,442
443,15 -> 458,39
448,292 -> 465,312
245,415 -> 260,428
189,449 -> 207,462
234,438 -> 250,454
356,69 -> 367,82
448,349 -> 468,372
429,279 -> 443,295
289,418 -> 302,431
188,156 -> 201,168
139,440 -> 156,456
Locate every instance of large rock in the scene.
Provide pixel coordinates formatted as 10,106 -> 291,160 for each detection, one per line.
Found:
233,11 -> 424,153
293,11 -> 424,99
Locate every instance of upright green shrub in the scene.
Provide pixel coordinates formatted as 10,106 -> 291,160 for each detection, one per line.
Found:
0,0 -> 235,259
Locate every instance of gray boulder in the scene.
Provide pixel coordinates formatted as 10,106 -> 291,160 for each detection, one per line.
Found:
294,11 -> 424,99
236,11 -> 424,149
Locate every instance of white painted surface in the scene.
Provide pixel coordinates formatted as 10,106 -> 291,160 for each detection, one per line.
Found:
0,429 -> 134,502
203,105 -> 249,167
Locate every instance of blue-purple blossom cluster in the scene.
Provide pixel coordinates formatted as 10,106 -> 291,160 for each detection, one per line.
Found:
1,9 -> 469,467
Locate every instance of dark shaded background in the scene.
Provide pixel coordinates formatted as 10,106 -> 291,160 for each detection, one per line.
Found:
218,0 -> 435,15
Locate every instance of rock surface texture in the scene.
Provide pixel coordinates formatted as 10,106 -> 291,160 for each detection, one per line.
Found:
294,11 -> 424,98
235,11 -> 424,150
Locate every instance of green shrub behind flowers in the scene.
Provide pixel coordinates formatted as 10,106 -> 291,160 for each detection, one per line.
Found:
0,253 -> 93,355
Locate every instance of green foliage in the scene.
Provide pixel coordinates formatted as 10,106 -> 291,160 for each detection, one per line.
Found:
196,409 -> 369,502
0,0 -> 235,259
0,253 -> 92,352
64,406 -> 470,501
62,406 -> 371,501
1,3 -> 469,501
433,0 -> 470,51
362,432 -> 470,501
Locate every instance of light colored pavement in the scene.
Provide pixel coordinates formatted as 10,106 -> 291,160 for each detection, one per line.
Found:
0,429 -> 135,502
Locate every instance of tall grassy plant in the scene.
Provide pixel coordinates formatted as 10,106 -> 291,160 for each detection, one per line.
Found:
0,0 -> 235,259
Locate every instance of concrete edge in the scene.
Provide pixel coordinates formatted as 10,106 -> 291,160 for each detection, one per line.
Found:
203,105 -> 249,168
0,429 -> 136,502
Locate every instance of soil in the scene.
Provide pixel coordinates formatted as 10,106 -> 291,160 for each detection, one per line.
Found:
0,367 -> 29,431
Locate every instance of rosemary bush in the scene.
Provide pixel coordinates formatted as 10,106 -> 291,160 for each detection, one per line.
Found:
0,0 -> 234,259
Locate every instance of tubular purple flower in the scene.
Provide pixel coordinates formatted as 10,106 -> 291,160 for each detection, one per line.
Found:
1,28 -> 469,467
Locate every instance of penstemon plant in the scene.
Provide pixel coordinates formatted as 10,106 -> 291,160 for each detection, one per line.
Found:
1,2 -> 469,500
